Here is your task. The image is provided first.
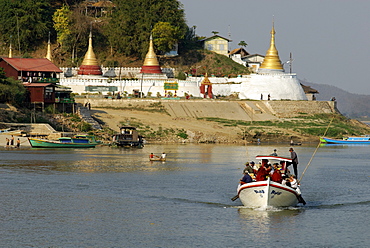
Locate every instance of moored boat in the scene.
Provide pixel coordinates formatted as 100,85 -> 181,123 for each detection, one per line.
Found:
236,155 -> 305,208
112,126 -> 144,148
28,135 -> 98,148
321,135 -> 370,144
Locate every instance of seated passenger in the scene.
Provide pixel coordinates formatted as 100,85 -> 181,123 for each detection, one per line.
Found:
256,159 -> 272,181
243,162 -> 254,174
289,175 -> 298,189
271,163 -> 282,183
240,172 -> 253,185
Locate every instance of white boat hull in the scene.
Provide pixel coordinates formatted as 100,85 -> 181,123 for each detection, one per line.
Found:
237,178 -> 299,208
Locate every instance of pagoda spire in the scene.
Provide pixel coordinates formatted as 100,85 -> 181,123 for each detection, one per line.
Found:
140,35 -> 162,74
45,32 -> 52,61
78,30 -> 102,75
259,21 -> 284,71
9,42 -> 12,58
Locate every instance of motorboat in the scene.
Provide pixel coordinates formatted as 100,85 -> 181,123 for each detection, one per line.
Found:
320,136 -> 370,144
235,155 -> 305,208
112,126 -> 144,148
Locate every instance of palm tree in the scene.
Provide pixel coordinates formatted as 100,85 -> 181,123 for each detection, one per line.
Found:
238,41 -> 248,48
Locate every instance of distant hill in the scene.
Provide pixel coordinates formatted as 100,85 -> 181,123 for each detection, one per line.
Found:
301,80 -> 370,119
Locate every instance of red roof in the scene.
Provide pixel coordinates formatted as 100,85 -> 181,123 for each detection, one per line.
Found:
23,82 -> 53,87
1,58 -> 62,73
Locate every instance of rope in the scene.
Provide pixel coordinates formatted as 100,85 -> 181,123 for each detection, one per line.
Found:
299,115 -> 335,182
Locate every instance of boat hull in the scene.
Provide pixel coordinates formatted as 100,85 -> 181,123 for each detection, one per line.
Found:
237,179 -> 299,208
149,158 -> 166,161
321,137 -> 370,144
28,138 -> 97,148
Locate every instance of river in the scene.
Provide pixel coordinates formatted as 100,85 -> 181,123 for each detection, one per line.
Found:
0,143 -> 369,247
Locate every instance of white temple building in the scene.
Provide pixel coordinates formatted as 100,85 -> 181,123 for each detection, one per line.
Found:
58,24 -> 307,101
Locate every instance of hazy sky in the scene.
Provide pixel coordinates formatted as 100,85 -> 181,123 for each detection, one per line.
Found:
179,0 -> 370,95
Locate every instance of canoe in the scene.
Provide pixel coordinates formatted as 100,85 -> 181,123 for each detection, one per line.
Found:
28,135 -> 98,148
149,157 -> 166,162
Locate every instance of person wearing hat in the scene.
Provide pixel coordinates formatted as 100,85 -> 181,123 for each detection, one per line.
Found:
287,148 -> 299,177
243,162 -> 254,174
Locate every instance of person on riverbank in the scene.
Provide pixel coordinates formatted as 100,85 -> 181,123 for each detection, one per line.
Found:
16,138 -> 21,148
287,148 -> 299,177
5,137 -> 9,147
10,135 -> 14,146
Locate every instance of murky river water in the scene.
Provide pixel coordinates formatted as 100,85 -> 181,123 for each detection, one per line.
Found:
0,143 -> 369,247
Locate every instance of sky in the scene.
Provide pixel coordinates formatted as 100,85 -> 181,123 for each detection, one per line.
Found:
179,0 -> 370,95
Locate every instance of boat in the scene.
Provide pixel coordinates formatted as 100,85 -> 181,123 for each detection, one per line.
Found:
320,135 -> 370,144
235,155 -> 305,208
111,126 -> 144,148
149,157 -> 166,162
28,135 -> 98,148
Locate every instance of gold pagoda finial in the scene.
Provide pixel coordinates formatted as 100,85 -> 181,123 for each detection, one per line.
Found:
259,21 -> 284,71
46,32 -> 52,61
9,42 -> 13,58
143,34 -> 160,66
81,31 -> 99,66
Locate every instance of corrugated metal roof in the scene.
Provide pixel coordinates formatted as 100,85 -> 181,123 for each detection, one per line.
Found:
23,82 -> 53,87
1,58 -> 62,73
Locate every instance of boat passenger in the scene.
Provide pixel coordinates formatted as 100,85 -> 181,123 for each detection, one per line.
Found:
243,162 -> 254,174
161,152 -> 166,159
270,149 -> 278,156
256,159 -> 272,181
271,163 -> 283,183
240,172 -> 253,185
289,175 -> 298,189
149,153 -> 155,159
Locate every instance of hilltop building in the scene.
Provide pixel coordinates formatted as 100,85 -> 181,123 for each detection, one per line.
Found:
201,35 -> 231,56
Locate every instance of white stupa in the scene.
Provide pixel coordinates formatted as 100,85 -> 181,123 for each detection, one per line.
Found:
238,23 -> 307,100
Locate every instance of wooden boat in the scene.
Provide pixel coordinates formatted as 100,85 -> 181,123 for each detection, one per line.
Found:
149,157 -> 166,162
235,155 -> 305,208
320,135 -> 370,144
112,126 -> 144,148
28,135 -> 98,148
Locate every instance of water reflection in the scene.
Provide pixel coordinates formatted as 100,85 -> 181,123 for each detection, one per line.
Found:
237,207 -> 304,240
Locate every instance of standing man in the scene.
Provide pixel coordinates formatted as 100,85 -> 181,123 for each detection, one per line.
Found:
288,148 -> 299,177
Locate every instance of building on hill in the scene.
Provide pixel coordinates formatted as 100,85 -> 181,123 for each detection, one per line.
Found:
243,54 -> 265,72
229,47 -> 250,66
201,35 -> 232,56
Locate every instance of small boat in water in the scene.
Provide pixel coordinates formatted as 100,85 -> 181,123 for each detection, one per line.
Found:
320,135 -> 370,144
149,157 -> 166,162
28,135 -> 98,148
235,155 -> 305,208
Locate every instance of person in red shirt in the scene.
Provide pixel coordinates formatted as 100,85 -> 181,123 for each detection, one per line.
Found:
271,163 -> 282,183
256,159 -> 272,181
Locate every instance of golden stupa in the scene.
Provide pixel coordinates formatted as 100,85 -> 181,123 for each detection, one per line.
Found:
8,43 -> 12,58
140,35 -> 162,74
259,23 -> 284,71
78,31 -> 102,75
45,35 -> 52,61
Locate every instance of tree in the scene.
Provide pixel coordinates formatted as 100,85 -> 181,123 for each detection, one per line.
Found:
152,22 -> 182,54
0,69 -> 26,106
0,0 -> 53,53
53,5 -> 72,47
238,41 -> 248,48
104,0 -> 187,58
